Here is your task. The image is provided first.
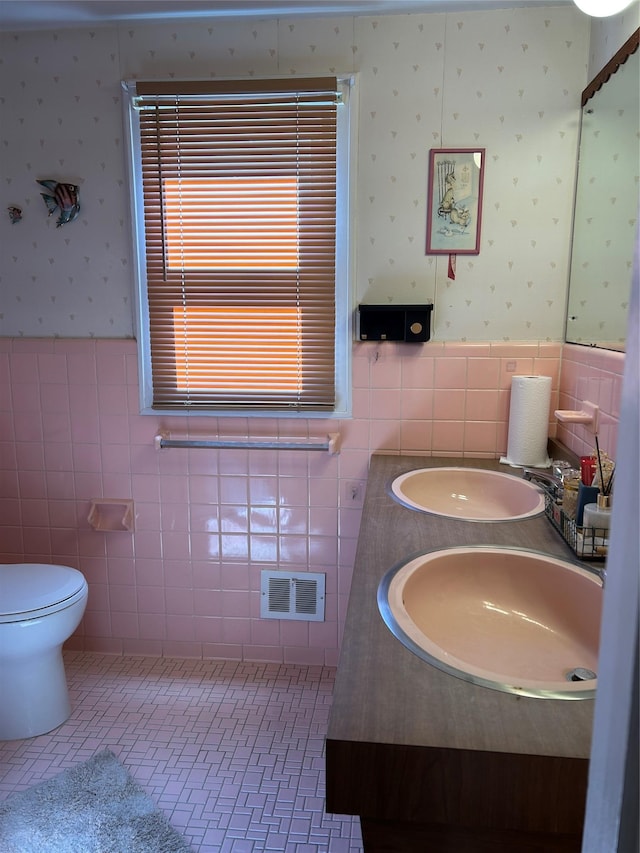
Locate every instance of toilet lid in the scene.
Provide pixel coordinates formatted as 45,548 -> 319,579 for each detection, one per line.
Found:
0,563 -> 86,617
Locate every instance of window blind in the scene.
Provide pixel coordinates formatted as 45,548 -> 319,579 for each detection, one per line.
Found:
133,77 -> 339,411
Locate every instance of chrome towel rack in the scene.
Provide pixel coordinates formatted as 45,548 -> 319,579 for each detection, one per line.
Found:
154,432 -> 341,455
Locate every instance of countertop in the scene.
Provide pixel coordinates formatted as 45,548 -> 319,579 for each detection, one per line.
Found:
327,454 -> 595,761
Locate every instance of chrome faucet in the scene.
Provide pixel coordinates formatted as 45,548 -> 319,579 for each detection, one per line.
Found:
522,468 -> 563,498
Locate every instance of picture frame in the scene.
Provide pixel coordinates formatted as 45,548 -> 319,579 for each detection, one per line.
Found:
426,148 -> 485,255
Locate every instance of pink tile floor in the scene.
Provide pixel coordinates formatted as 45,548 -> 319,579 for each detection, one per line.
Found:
0,652 -> 363,852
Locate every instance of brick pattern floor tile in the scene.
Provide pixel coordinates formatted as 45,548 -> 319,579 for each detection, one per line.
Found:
0,653 -> 363,852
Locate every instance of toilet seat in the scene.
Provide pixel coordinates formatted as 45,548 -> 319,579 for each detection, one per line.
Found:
0,563 -> 88,623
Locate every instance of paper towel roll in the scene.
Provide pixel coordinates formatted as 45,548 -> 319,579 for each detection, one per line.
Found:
500,375 -> 551,468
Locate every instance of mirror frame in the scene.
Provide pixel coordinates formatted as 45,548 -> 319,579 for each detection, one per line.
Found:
565,28 -> 639,352
581,28 -> 639,109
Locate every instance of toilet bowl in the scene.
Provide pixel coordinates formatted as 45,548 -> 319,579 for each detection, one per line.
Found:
0,563 -> 88,740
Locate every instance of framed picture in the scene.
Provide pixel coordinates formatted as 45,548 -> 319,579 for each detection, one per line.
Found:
426,148 -> 485,255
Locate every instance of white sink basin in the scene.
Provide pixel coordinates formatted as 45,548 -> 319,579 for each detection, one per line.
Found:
377,546 -> 602,699
390,467 -> 545,521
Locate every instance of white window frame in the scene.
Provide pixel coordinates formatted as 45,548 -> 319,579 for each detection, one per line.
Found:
122,75 -> 357,419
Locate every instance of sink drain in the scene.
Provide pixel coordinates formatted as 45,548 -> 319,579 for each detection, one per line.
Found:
566,667 -> 597,682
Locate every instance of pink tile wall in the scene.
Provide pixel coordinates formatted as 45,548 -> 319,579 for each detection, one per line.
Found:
556,343 -> 625,461
3,336 -> 618,666
353,340 -> 562,460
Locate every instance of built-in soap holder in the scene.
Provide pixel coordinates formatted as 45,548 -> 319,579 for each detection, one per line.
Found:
88,499 -> 135,532
554,401 -> 599,433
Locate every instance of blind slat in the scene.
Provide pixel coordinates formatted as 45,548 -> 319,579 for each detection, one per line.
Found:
135,78 -> 338,410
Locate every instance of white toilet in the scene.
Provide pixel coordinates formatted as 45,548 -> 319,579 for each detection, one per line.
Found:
0,563 -> 88,740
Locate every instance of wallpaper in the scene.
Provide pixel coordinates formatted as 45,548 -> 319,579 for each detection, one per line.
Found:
0,5 -> 590,341
588,3 -> 639,80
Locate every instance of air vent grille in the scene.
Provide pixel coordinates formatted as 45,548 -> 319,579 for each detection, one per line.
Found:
260,571 -> 325,621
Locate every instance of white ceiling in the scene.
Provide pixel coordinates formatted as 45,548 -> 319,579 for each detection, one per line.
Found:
0,0 -> 572,31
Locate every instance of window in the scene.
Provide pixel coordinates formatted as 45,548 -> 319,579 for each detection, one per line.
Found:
123,76 -> 353,416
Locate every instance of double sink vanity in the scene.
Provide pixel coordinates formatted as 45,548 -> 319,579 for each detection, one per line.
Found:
326,453 -> 600,853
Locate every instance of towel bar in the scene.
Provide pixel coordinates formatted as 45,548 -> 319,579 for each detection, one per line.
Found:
154,432 -> 341,455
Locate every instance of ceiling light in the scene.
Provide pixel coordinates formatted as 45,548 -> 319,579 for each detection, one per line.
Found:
573,0 -> 636,16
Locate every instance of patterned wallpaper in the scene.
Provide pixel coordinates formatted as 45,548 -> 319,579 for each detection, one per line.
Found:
0,6 -> 590,341
588,4 -> 639,79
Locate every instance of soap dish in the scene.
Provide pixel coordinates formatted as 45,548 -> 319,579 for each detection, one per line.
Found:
88,499 -> 135,532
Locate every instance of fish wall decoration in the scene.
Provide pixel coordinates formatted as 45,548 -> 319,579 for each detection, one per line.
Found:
37,180 -> 80,227
7,206 -> 23,224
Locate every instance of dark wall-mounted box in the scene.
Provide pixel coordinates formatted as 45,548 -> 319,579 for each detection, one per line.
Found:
357,304 -> 433,342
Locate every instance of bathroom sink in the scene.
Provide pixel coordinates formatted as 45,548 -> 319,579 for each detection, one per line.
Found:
389,467 -> 545,521
377,546 -> 602,699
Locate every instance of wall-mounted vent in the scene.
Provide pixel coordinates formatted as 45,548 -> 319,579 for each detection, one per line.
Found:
260,571 -> 325,621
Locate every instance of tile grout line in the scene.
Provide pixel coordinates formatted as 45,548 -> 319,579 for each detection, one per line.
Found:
0,651 -> 362,853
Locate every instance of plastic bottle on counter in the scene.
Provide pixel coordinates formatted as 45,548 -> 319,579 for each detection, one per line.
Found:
561,473 -> 581,520
583,494 -> 612,532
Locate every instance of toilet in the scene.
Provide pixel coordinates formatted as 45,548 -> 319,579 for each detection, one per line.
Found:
0,563 -> 88,740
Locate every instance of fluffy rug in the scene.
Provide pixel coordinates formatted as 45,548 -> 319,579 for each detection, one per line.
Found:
0,749 -> 194,853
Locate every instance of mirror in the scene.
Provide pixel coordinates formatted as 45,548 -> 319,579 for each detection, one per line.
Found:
565,30 -> 639,352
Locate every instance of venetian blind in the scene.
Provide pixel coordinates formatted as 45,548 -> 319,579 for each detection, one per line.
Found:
133,78 -> 339,411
